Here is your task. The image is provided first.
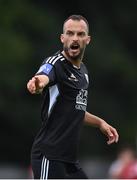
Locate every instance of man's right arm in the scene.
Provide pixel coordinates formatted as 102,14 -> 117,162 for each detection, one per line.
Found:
27,75 -> 49,94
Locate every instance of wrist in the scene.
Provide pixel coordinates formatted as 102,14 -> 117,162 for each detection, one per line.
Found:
98,119 -> 106,129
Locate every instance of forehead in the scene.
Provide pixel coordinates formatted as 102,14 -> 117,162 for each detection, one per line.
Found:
63,19 -> 88,33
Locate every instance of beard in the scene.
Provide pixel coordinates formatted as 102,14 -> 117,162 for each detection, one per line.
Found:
63,45 -> 85,62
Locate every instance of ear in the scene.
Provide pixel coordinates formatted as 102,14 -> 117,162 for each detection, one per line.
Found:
60,34 -> 64,43
86,35 -> 91,45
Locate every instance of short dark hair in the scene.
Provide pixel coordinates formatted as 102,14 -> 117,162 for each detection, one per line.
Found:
63,14 -> 89,33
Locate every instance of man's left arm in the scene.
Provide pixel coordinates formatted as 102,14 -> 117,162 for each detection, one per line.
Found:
84,111 -> 119,145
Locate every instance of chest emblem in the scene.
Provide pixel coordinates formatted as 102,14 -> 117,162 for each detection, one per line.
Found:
68,73 -> 78,82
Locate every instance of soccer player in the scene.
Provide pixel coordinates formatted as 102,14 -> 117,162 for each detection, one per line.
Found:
27,15 -> 119,179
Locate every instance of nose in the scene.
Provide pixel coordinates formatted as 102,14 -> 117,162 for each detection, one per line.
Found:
72,34 -> 78,41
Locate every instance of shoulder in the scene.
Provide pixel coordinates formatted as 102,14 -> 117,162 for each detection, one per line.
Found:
42,51 -> 65,67
37,52 -> 65,75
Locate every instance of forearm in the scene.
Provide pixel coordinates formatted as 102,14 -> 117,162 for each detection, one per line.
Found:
84,111 -> 119,144
84,111 -> 105,128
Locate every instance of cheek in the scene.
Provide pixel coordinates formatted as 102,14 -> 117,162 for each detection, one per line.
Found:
63,39 -> 70,46
80,40 -> 87,46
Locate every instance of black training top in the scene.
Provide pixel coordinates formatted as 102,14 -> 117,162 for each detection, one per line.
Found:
31,51 -> 89,163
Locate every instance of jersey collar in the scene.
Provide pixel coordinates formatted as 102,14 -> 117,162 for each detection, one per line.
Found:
60,51 -> 81,70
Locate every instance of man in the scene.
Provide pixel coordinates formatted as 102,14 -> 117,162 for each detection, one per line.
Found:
27,15 -> 119,179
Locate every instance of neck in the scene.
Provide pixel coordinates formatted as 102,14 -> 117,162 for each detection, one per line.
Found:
62,51 -> 82,68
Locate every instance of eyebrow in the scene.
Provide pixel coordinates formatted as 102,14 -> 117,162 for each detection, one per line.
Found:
65,30 -> 86,34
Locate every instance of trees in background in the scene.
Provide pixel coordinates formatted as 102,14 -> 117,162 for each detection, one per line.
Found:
0,0 -> 137,164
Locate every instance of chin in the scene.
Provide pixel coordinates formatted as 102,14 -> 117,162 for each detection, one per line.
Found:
71,53 -> 81,60
70,55 -> 80,61
64,49 -> 81,61
69,51 -> 79,57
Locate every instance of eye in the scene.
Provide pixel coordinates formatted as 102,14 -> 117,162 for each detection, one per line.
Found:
66,31 -> 74,36
78,32 -> 86,37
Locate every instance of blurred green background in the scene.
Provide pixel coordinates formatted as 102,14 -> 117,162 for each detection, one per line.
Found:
0,0 -> 137,178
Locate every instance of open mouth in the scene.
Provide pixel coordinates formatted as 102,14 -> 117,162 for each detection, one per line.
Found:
70,44 -> 80,50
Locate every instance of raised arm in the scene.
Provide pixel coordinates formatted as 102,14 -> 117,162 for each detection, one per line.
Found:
27,75 -> 49,94
84,111 -> 119,145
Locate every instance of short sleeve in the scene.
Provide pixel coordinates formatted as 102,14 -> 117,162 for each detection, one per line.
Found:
36,63 -> 56,85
